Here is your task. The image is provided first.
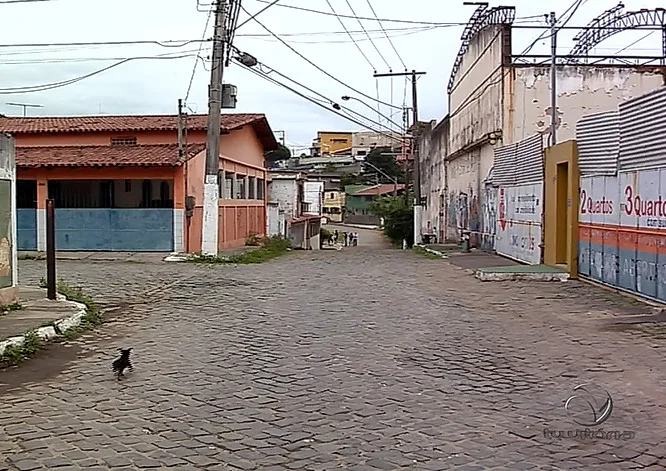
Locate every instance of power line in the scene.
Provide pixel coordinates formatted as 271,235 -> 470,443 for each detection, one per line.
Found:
366,0 -> 407,70
234,58 -> 404,143
238,3 -> 399,110
0,48 -> 210,65
0,0 -> 55,3
324,0 -> 375,70
0,54 -> 198,94
185,7 -> 214,103
250,0 -> 545,26
343,0 -> 391,70
615,30 -> 654,55
0,39 -> 209,50
520,0 -> 586,56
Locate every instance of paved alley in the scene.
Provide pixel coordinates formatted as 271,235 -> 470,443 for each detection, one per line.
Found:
2,229 -> 666,470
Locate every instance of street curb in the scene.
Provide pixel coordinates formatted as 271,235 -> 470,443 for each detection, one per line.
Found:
475,271 -> 569,282
0,295 -> 89,357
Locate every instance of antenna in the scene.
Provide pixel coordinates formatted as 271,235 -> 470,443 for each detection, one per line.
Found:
6,102 -> 43,117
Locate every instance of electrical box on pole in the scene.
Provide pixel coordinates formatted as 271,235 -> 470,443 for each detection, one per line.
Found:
222,84 -> 237,109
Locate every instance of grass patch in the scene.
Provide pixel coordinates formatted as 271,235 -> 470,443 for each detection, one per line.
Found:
0,331 -> 42,367
19,252 -> 46,261
189,235 -> 291,265
1,279 -> 102,367
412,246 -> 443,260
37,278 -> 102,340
0,302 -> 22,315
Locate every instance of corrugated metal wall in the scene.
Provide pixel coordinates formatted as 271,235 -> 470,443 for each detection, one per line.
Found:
492,133 -> 544,186
619,86 -> 666,172
576,110 -> 619,176
491,134 -> 544,264
578,86 -> 666,303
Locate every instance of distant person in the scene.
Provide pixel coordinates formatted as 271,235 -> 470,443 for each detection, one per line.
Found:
353,232 -> 359,246
334,230 -> 339,244
344,232 -> 349,247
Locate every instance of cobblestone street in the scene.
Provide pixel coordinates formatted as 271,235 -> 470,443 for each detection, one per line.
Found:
2,229 -> 666,470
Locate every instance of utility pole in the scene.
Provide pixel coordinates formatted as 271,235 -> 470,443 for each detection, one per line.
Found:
373,70 -> 425,202
549,11 -> 557,147
374,69 -> 425,245
201,0 -> 228,255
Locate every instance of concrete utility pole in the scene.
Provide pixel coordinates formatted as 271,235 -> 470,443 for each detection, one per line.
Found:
549,11 -> 557,147
374,69 -> 426,245
201,0 -> 228,255
373,70 -> 425,203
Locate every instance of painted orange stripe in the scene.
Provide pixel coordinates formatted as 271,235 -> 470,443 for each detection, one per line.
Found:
579,223 -> 666,255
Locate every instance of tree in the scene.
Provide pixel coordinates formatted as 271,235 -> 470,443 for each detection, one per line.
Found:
265,144 -> 291,163
364,147 -> 404,183
371,191 -> 414,247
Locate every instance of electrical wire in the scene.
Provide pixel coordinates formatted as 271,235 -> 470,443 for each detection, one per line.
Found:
343,0 -> 391,70
235,59 -> 404,143
244,27 -> 437,45
0,39 -> 208,50
238,3 -> 399,110
0,54 -> 200,94
0,0 -> 54,3
324,0 -> 375,70
365,0 -> 407,70
249,0 -> 542,26
185,7 -> 214,103
0,47 -> 210,65
520,0 -> 585,56
615,31 -> 654,55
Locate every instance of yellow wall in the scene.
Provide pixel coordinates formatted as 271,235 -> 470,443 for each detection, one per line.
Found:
318,132 -> 352,154
323,190 -> 345,222
544,140 -> 580,278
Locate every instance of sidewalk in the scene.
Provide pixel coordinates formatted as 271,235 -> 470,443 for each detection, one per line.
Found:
0,287 -> 88,356
421,245 -> 569,282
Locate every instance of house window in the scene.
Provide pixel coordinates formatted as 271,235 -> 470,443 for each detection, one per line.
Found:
357,150 -> 367,156
331,138 -> 348,143
111,137 -> 137,146
224,173 -> 234,199
329,192 -> 335,199
248,176 -> 256,199
257,178 -> 265,200
237,176 -> 246,199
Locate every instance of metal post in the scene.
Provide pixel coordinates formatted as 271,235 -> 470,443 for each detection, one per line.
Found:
549,11 -> 557,147
177,99 -> 184,162
45,198 -> 56,300
201,0 -> 228,255
411,70 -> 420,204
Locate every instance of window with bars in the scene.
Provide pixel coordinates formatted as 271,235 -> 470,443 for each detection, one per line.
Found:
257,179 -> 265,200
224,173 -> 234,199
236,177 -> 247,199
110,136 -> 137,146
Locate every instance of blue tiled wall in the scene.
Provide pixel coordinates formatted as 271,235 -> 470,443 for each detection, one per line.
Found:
17,209 -> 37,251
54,209 -> 173,252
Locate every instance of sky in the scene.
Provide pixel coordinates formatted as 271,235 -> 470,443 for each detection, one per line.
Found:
1,0 -> 664,153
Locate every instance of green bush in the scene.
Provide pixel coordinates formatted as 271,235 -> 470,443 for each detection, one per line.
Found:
190,235 -> 291,264
371,193 -> 414,247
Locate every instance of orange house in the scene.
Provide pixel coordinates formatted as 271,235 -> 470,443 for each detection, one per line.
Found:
0,114 -> 278,253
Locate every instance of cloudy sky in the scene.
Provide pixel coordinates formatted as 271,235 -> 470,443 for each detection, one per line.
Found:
1,0 -> 664,152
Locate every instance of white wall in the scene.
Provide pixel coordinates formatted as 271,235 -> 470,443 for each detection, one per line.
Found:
508,66 -> 665,145
449,26 -> 506,155
303,181 -> 324,215
268,179 -> 299,221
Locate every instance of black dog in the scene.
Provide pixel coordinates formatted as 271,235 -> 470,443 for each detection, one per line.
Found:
112,348 -> 133,380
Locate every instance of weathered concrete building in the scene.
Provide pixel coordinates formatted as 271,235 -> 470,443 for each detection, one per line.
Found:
418,3 -> 666,251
